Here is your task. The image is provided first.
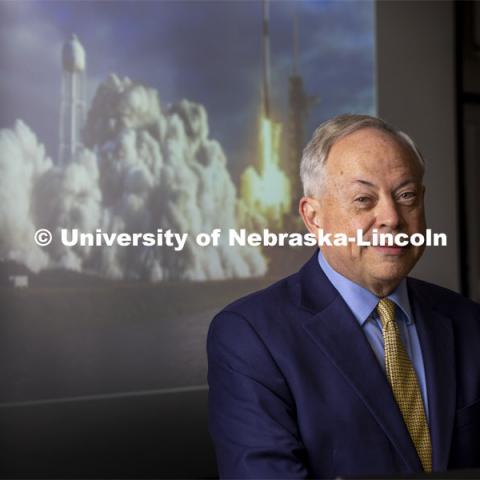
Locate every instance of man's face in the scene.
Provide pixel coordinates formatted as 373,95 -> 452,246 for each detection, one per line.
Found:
301,127 -> 426,297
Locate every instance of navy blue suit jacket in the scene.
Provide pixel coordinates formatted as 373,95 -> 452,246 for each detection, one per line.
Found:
207,249 -> 480,478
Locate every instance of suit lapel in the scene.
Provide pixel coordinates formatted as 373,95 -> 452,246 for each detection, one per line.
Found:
302,297 -> 423,472
408,280 -> 456,472
297,251 -> 422,472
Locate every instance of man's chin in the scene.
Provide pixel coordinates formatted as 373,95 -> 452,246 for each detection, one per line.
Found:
369,262 -> 412,283
368,244 -> 424,272
364,254 -> 415,280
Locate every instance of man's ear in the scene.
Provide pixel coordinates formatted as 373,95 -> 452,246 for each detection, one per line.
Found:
299,196 -> 322,236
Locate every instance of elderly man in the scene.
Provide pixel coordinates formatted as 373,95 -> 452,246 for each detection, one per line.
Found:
207,114 -> 480,478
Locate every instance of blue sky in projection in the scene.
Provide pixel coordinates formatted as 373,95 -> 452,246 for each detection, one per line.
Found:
0,0 -> 375,178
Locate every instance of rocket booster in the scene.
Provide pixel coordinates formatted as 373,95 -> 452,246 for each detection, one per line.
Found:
262,0 -> 271,119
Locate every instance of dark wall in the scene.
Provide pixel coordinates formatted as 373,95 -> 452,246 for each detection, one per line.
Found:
0,389 -> 217,478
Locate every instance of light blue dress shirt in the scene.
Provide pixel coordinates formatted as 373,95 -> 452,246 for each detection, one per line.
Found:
317,250 -> 430,423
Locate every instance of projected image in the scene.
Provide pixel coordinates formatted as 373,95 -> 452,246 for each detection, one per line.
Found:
0,0 -> 375,402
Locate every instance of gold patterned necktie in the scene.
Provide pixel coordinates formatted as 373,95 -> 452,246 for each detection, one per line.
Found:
376,298 -> 432,472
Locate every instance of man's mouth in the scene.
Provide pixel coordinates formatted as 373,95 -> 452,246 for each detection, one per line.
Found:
372,245 -> 409,255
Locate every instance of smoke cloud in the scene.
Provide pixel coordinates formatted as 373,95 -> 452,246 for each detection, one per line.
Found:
0,74 -> 267,281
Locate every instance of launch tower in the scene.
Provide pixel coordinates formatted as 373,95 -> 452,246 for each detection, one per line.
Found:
59,34 -> 87,164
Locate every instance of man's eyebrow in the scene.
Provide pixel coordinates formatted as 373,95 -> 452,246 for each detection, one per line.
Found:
393,178 -> 418,190
351,179 -> 377,188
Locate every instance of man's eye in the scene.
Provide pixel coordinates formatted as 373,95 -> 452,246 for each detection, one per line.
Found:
399,192 -> 416,201
354,196 -> 371,205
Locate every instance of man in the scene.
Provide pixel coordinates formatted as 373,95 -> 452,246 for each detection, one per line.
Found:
207,114 -> 480,478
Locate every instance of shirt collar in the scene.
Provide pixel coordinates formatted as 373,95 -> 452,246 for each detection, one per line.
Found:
317,249 -> 414,326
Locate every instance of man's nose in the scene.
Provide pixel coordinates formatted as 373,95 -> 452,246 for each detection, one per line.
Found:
375,197 -> 401,230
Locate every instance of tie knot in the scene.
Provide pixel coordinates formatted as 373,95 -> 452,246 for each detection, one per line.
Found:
376,298 -> 396,327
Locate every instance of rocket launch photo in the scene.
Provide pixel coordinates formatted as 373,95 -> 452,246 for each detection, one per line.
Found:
0,0 -> 375,476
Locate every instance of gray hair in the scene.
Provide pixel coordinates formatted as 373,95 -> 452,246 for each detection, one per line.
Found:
300,114 -> 425,197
